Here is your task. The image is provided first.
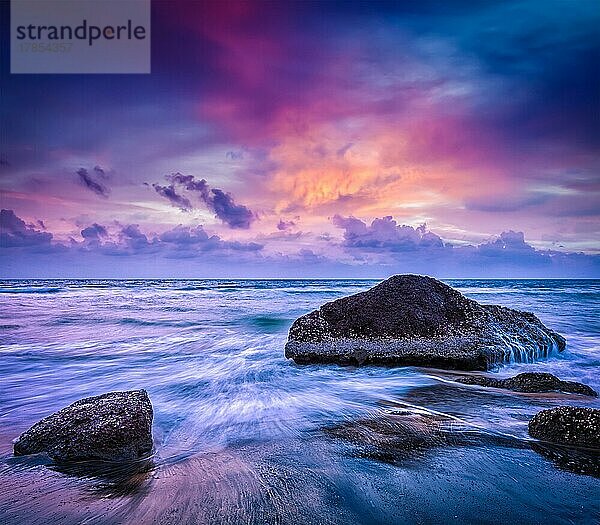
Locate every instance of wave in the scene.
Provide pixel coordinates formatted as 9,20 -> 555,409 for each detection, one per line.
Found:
119,317 -> 202,328
0,287 -> 62,294
245,316 -> 290,332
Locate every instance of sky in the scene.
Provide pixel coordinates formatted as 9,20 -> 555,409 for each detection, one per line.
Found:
1,0 -> 599,278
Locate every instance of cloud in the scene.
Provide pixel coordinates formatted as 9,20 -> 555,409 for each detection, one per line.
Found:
77,168 -> 109,197
2,210 -> 599,278
332,215 -> 444,251
74,218 -> 263,259
152,183 -> 193,211
277,218 -> 296,231
161,173 -> 256,229
465,192 -> 550,212
118,224 -> 153,251
330,214 -> 600,276
226,150 -> 244,160
92,165 -> 109,179
0,209 -> 53,247
167,173 -> 211,196
81,223 -> 108,240
158,224 -> 263,257
336,143 -> 354,158
478,230 -> 534,254
209,188 -> 255,229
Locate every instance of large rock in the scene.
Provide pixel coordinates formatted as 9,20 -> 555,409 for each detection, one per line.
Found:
528,406 -> 600,448
285,275 -> 565,370
457,372 -> 597,396
14,390 -> 153,462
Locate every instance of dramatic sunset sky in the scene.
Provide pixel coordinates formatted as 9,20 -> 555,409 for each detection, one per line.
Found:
1,0 -> 599,277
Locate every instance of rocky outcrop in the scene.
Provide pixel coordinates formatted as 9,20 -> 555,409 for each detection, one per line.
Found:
457,372 -> 597,396
285,275 -> 565,370
528,406 -> 600,448
14,390 -> 154,462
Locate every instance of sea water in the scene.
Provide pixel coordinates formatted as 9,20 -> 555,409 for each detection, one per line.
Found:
0,279 -> 598,524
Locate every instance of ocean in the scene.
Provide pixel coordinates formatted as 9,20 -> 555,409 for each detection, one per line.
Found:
0,279 -> 598,524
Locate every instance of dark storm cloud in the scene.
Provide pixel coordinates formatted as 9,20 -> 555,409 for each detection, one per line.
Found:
77,168 -> 109,197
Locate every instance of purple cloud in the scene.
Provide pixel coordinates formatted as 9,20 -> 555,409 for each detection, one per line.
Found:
72,219 -> 263,260
81,223 -> 108,240
0,209 -> 53,247
333,215 -> 444,251
2,210 -> 599,278
328,214 -> 600,275
162,173 -> 256,229
159,224 -> 262,257
277,218 -> 296,231
77,168 -> 109,197
209,188 -> 255,229
167,173 -> 211,197
152,184 -> 193,211
93,165 -> 109,179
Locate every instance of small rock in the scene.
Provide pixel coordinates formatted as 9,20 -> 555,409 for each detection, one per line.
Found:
456,372 -> 597,397
528,406 -> 600,448
14,390 -> 153,462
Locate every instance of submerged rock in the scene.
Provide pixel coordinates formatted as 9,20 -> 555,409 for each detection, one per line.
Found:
324,410 -> 525,464
14,390 -> 153,462
457,372 -> 597,397
285,275 -> 565,370
532,442 -> 600,478
528,406 -> 600,448
324,411 -> 453,462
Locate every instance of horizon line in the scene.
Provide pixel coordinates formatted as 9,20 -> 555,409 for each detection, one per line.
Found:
1,277 -> 599,281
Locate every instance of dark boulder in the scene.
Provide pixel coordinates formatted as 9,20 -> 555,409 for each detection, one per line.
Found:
457,372 -> 597,396
14,390 -> 154,462
528,406 -> 600,448
285,275 -> 565,370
